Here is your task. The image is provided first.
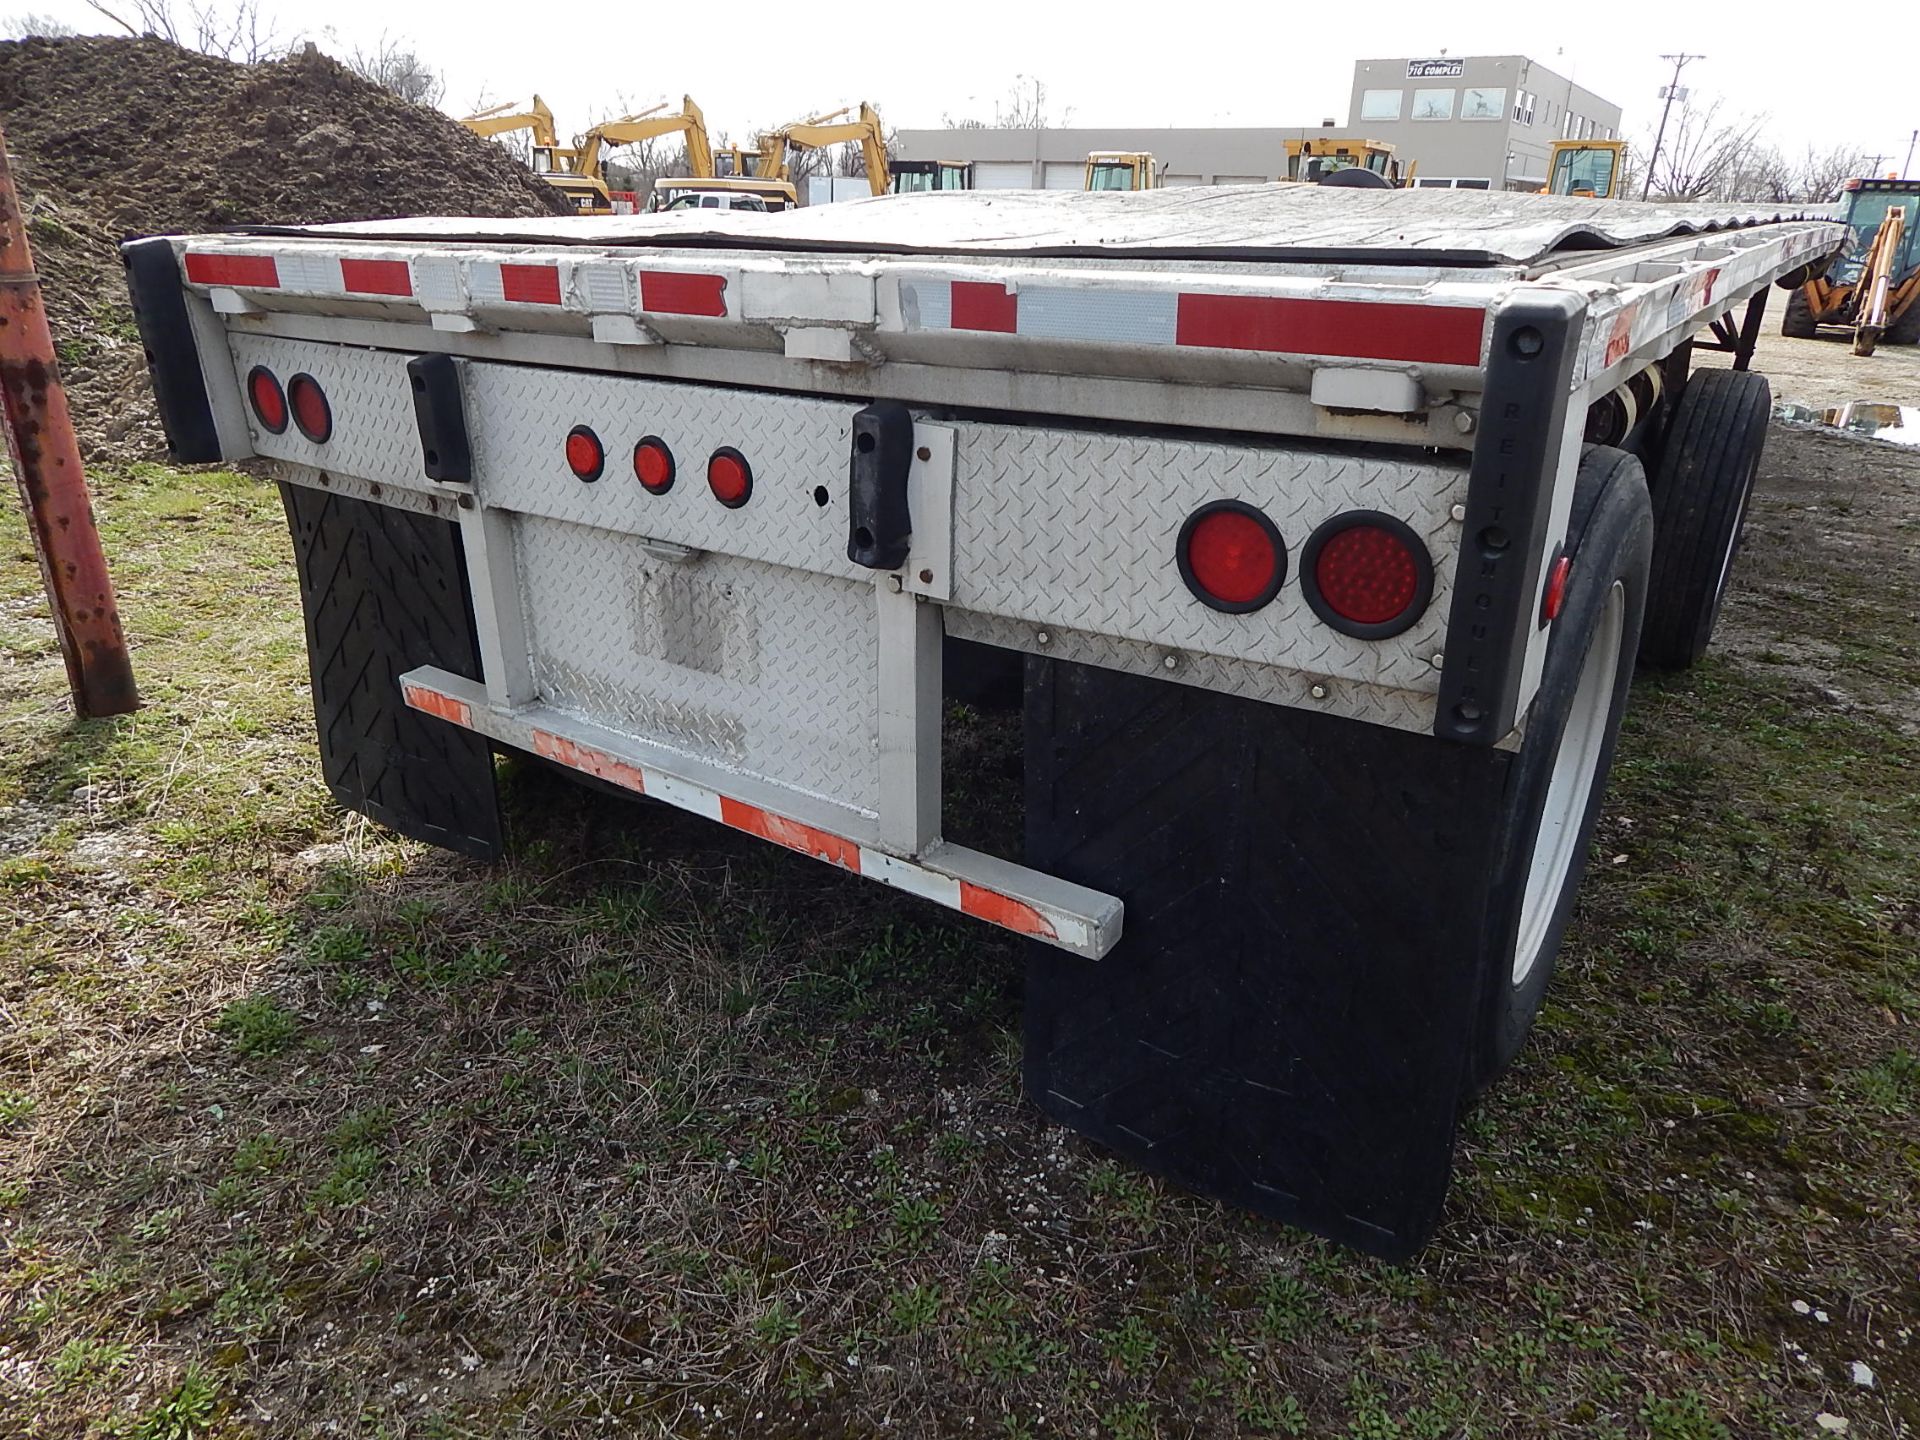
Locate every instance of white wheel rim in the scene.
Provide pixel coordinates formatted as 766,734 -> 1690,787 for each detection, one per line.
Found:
1714,468 -> 1754,605
1514,580 -> 1626,987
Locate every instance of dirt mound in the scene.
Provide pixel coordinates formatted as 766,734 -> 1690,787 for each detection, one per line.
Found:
0,35 -> 570,465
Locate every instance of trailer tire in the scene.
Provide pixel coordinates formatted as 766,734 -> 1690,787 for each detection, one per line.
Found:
1471,446 -> 1654,1089
1780,285 -> 1819,339
1885,300 -> 1920,347
1638,369 -> 1771,670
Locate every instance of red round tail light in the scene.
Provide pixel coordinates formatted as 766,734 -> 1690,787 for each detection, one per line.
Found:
633,436 -> 676,494
1301,512 -> 1433,639
1177,500 -> 1287,612
707,447 -> 752,507
247,366 -> 287,434
565,425 -> 605,482
287,373 -> 332,443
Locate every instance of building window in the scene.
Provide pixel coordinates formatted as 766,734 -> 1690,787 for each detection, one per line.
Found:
1360,88 -> 1402,121
1462,87 -> 1505,121
1510,89 -> 1531,123
1411,88 -> 1455,121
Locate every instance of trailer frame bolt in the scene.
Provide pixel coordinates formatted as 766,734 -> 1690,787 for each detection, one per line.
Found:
1450,503 -> 1468,523
1036,630 -> 1050,645
1309,683 -> 1328,700
1431,653 -> 1445,669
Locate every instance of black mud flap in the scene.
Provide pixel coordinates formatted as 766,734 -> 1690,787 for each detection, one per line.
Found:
1023,658 -> 1512,1259
281,484 -> 501,859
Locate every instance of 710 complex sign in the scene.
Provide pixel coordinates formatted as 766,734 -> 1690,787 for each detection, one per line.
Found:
1405,58 -> 1465,78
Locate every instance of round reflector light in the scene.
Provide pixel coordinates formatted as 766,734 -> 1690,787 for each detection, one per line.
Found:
707,447 -> 752,508
633,436 -> 676,494
1176,500 -> 1286,613
286,373 -> 332,443
1301,512 -> 1433,639
565,425 -> 605,482
246,366 -> 287,434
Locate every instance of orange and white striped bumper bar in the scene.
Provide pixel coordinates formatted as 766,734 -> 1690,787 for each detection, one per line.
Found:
399,668 -> 1124,959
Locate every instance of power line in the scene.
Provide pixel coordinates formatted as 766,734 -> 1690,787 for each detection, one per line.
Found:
1642,53 -> 1704,201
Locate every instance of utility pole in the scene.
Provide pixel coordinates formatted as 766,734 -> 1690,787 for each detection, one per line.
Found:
1642,53 -> 1703,201
1902,129 -> 1916,179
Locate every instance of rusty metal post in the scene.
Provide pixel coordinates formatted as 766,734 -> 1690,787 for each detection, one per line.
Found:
0,127 -> 138,718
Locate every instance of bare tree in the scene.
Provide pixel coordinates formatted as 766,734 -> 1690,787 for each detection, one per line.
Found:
1642,96 -> 1768,201
942,75 -> 1070,130
1792,143 -> 1870,202
83,0 -> 284,60
1,11 -> 79,36
338,31 -> 443,108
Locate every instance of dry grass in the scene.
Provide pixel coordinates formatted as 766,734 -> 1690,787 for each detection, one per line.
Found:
1,431 -> 1917,1438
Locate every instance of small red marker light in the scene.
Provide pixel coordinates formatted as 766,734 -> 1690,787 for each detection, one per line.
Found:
1177,501 -> 1286,612
565,425 -> 605,482
1542,553 -> 1573,624
707,447 -> 752,507
287,373 -> 332,443
247,366 -> 287,434
1302,512 -> 1433,639
633,436 -> 675,494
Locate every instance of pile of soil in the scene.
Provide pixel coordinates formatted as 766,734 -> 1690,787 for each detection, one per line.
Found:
0,35 -> 571,464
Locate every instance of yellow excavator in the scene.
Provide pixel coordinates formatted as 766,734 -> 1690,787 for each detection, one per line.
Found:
1543,139 -> 1626,199
461,95 -> 605,212
753,103 -> 891,196
461,95 -> 717,215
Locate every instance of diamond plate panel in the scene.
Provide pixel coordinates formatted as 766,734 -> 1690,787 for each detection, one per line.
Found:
224,338 -> 1472,716
461,364 -> 870,582
948,429 -> 1470,695
227,335 -> 443,496
514,516 -> 880,815
945,610 -> 1452,740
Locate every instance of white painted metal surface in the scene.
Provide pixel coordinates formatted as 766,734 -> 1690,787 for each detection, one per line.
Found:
398,667 -> 1124,957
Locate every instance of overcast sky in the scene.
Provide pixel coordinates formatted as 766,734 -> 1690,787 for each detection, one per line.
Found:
21,0 -> 1920,170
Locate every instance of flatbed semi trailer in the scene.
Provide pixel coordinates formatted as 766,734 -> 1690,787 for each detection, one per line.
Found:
125,186 -> 1847,1257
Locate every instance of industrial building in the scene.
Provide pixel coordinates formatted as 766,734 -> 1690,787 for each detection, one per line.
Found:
894,54 -> 1622,192
1348,55 -> 1622,190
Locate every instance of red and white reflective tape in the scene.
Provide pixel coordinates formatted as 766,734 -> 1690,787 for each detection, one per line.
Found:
182,247 -> 730,319
185,249 -> 412,298
399,677 -> 1092,949
184,252 -> 280,289
903,278 -> 1488,366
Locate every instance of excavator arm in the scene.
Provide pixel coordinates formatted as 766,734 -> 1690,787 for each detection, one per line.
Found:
459,95 -> 559,148
573,98 -> 717,181
777,103 -> 890,195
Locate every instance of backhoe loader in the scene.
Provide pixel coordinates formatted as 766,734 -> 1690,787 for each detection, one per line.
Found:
1543,139 -> 1626,199
1781,178 -> 1920,353
1085,152 -> 1158,190
1283,138 -> 1413,187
